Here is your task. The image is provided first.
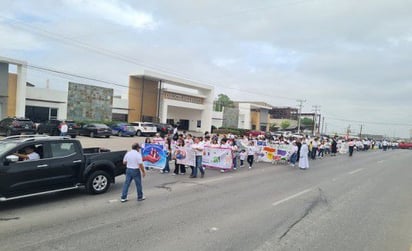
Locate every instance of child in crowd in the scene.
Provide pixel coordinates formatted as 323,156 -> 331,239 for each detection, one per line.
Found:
239,149 -> 246,167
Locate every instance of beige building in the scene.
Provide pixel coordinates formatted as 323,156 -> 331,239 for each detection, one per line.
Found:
129,70 -> 214,133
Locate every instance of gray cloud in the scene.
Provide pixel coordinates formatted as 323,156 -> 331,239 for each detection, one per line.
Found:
1,0 -> 411,137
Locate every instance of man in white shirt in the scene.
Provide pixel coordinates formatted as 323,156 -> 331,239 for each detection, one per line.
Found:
15,145 -> 40,161
121,143 -> 146,202
59,121 -> 68,136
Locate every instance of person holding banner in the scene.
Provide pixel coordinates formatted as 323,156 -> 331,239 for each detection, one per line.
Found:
219,138 -> 231,173
161,137 -> 171,173
190,137 -> 205,178
299,141 -> 310,170
289,142 -> 298,167
173,138 -> 186,175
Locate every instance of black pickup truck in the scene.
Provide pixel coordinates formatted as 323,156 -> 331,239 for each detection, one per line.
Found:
0,135 -> 126,201
37,119 -> 80,138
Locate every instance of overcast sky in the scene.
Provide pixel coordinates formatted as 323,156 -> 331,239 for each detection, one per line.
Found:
1,0 -> 411,138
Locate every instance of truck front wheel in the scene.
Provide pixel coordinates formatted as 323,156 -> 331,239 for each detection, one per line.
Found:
86,170 -> 111,194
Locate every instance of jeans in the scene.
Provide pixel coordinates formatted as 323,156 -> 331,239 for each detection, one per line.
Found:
192,156 -> 204,177
247,155 -> 254,167
311,147 -> 318,159
121,168 -> 143,200
290,152 -> 297,165
233,155 -> 238,168
163,154 -> 170,172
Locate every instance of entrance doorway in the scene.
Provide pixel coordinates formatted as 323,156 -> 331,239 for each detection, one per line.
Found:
178,119 -> 189,131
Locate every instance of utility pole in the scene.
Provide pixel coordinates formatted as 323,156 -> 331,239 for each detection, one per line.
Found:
312,105 -> 321,136
321,116 -> 325,135
359,124 -> 363,139
296,99 -> 306,134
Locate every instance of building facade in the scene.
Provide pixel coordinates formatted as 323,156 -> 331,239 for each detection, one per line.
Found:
128,70 -> 214,133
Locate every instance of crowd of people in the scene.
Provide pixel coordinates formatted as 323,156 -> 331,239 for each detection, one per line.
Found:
120,129 -> 398,202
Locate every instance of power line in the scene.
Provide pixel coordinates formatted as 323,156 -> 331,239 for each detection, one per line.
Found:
1,15 -> 305,102
326,116 -> 412,127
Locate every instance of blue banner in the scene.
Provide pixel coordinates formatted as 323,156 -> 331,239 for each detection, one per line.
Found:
142,144 -> 167,169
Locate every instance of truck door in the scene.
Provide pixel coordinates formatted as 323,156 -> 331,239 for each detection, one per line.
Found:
0,143 -> 52,197
46,141 -> 83,187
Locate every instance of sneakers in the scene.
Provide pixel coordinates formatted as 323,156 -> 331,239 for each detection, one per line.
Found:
172,173 -> 177,176
137,197 -> 146,201
201,173 -> 204,178
248,166 -> 252,169
240,165 -> 244,168
180,173 -> 186,175
120,198 -> 128,203
189,175 -> 197,178
220,169 -> 225,173
233,167 -> 237,170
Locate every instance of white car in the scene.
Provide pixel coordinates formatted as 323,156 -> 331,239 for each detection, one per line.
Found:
130,122 -> 157,137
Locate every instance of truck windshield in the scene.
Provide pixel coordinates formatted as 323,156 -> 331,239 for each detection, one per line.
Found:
0,142 -> 19,155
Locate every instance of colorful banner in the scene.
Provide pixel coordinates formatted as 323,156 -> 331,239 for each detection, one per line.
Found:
260,146 -> 276,162
173,146 -> 195,167
202,147 -> 233,170
142,144 -> 168,169
259,144 -> 293,162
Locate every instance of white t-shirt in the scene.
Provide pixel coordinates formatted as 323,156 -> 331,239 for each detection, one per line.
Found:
123,150 -> 143,169
60,124 -> 68,133
191,142 -> 204,156
28,151 -> 40,160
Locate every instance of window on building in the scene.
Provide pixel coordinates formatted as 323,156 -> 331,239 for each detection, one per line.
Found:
197,120 -> 201,128
50,108 -> 58,120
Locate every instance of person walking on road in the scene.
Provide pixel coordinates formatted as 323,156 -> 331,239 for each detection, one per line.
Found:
59,120 -> 68,136
331,137 -> 338,156
121,143 -> 146,202
247,141 -> 256,169
348,139 -> 355,157
190,137 -> 205,178
299,141 -> 310,170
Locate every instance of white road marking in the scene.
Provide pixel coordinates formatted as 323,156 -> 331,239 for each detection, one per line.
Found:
349,168 -> 364,175
272,188 -> 312,207
209,227 -> 219,232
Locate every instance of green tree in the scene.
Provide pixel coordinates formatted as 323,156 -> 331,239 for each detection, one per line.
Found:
214,93 -> 234,112
269,123 -> 278,131
300,117 -> 314,126
280,120 -> 291,130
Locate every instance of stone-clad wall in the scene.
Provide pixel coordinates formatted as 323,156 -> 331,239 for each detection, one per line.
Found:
67,82 -> 113,121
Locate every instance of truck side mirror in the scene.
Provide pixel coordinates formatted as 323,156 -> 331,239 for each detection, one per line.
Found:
6,155 -> 19,163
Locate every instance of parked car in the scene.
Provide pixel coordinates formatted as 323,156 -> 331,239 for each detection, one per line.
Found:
37,119 -> 80,138
153,122 -> 173,136
399,142 -> 412,149
245,130 -> 266,138
0,135 -> 126,201
130,122 -> 157,137
111,123 -> 136,137
0,117 -> 36,136
78,123 -> 111,138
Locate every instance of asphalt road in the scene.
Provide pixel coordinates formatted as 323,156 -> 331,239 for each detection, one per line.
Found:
0,137 -> 411,251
